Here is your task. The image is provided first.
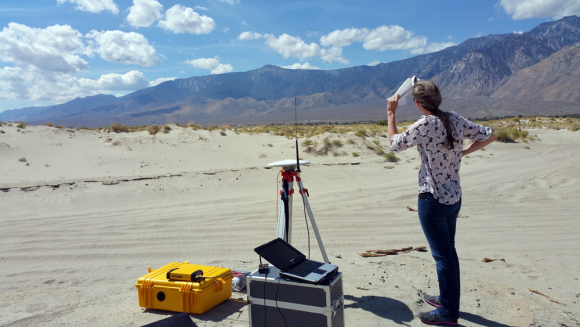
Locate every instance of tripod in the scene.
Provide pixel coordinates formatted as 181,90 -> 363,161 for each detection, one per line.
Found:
269,160 -> 329,264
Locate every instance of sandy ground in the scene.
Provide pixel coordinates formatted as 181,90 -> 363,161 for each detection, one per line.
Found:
1,124 -> 579,327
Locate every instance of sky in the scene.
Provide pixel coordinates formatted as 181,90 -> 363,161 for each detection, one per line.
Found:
1,0 -> 579,112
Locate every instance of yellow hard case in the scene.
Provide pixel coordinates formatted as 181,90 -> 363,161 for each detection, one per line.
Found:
135,262 -> 233,314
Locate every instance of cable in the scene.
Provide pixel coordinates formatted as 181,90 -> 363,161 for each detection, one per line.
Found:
276,168 -> 283,222
303,202 -> 310,259
275,276 -> 288,327
264,266 -> 268,326
230,298 -> 248,303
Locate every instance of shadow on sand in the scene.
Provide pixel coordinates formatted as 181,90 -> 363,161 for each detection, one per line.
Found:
344,294 -> 414,325
343,294 -> 514,327
457,311 -> 515,327
143,294 -> 247,325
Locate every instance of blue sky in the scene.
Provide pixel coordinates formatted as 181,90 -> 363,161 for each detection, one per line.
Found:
1,0 -> 579,112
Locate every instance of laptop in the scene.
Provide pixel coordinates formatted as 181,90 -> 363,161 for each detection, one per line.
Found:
254,238 -> 338,284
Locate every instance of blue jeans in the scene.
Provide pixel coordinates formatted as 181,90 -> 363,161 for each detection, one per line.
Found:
418,193 -> 462,320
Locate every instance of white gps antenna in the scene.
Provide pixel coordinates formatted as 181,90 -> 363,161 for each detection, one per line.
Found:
387,75 -> 419,106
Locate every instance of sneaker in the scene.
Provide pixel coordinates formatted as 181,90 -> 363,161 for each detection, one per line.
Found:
418,310 -> 458,326
424,294 -> 442,307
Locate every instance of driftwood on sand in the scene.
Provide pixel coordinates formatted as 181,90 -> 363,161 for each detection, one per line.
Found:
359,246 -> 427,257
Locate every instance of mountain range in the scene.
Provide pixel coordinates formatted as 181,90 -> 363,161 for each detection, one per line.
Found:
2,16 -> 580,127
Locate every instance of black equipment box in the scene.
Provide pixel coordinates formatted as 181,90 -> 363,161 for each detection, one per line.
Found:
246,266 -> 344,327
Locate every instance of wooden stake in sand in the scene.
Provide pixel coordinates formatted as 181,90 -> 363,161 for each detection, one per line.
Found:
528,288 -> 566,306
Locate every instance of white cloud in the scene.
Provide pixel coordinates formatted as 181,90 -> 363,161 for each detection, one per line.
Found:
363,25 -> 427,53
319,25 -> 455,55
306,31 -> 319,38
320,46 -> 349,64
0,66 -> 31,99
85,30 -> 159,66
178,70 -> 185,74
367,60 -> 383,66
216,0 -> 240,4
282,63 -> 320,70
241,21 -> 248,26
56,0 -> 119,14
498,0 -> 580,20
159,5 -> 215,34
195,6 -> 209,11
149,77 -> 177,87
238,32 -> 348,64
93,70 -> 150,90
320,27 -> 368,47
185,57 -> 233,74
0,23 -> 88,74
424,41 -> 456,53
264,34 -> 322,60
513,30 -> 524,34
127,0 -> 163,28
238,31 -> 263,40
0,67 -> 156,103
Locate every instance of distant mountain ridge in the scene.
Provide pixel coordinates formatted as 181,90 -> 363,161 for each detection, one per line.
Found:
1,16 -> 579,127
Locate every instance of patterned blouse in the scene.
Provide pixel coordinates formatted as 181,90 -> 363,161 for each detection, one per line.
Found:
390,112 -> 492,205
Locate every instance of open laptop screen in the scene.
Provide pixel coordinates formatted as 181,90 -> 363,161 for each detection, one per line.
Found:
254,238 -> 305,270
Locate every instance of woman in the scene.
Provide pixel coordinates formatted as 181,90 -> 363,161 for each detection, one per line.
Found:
387,80 -> 495,325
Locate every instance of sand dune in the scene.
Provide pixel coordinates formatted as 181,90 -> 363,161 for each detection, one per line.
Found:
1,124 -> 579,326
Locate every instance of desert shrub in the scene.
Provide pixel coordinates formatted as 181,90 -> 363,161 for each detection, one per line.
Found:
355,129 -> 367,138
352,152 -> 360,157
331,139 -> 343,147
55,125 -> 65,129
520,130 -> 529,138
0,130 -> 4,134
509,129 -> 521,139
259,153 -> 266,158
372,139 -> 380,146
187,121 -> 195,127
46,122 -> 53,127
16,122 -> 27,129
494,128 -> 515,143
110,123 -> 128,133
301,139 -> 313,147
366,144 -> 374,151
384,152 -> 399,162
149,124 -> 160,135
333,151 -> 340,157
323,137 -> 331,145
267,143 -> 273,147
19,157 -> 27,162
163,125 -> 172,132
374,146 -> 385,156
564,122 -> 580,131
220,131 -> 226,136
346,138 -> 355,144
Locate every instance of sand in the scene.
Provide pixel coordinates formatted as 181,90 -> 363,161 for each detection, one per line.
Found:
1,124 -> 579,326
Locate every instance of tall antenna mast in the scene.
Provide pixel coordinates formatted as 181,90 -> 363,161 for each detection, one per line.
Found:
295,97 -> 300,172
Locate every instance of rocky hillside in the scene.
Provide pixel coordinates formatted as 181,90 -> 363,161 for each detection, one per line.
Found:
492,42 -> 580,102
1,16 -> 579,127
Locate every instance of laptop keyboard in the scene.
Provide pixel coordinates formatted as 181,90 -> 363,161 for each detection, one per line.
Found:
285,260 -> 324,277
